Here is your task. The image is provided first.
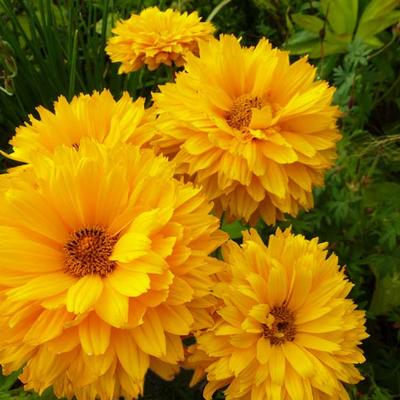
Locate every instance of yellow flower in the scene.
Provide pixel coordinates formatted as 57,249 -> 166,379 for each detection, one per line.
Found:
106,7 -> 215,73
0,139 -> 227,399
153,35 -> 342,225
6,90 -> 154,164
195,228 -> 368,400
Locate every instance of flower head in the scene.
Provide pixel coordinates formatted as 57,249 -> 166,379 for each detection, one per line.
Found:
7,90 -> 154,164
194,228 -> 368,400
153,35 -> 341,225
0,140 -> 227,399
106,7 -> 215,73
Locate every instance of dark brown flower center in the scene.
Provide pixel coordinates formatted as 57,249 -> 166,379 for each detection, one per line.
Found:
263,306 -> 296,345
226,94 -> 263,131
63,227 -> 119,278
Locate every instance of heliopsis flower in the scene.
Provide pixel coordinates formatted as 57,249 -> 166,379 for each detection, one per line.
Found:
5,90 -> 154,164
194,228 -> 368,400
0,139 -> 227,399
153,35 -> 342,225
106,7 -> 215,73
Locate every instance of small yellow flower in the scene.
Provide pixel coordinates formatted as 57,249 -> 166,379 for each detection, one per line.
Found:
106,7 -> 215,73
6,90 -> 154,164
153,35 -> 342,225
0,140 -> 227,399
194,228 -> 368,400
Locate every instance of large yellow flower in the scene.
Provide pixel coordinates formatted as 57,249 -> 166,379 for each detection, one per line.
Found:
106,7 -> 215,73
193,228 -> 368,400
153,35 -> 341,225
6,90 -> 154,164
0,139 -> 227,399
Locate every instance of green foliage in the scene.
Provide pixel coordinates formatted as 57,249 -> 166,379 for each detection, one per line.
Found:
286,0 -> 400,57
0,0 -> 399,399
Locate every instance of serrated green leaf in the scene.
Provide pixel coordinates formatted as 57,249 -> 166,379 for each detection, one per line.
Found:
291,13 -> 324,34
321,0 -> 358,36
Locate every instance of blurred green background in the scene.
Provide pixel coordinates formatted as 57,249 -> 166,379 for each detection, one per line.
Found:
0,0 -> 399,399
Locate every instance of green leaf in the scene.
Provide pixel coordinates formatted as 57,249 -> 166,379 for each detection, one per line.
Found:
285,30 -> 320,55
363,182 -> 400,208
362,35 -> 384,48
0,371 -> 20,391
321,0 -> 358,36
221,220 -> 246,240
291,13 -> 324,34
370,271 -> 400,315
308,31 -> 349,57
357,0 -> 400,39
95,12 -> 119,39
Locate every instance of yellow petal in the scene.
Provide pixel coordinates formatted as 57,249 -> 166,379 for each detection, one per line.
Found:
108,267 -> 150,297
111,232 -> 151,263
47,327 -> 80,354
157,304 -> 193,335
229,347 -> 255,375
166,276 -> 194,305
248,304 -> 270,323
284,364 -> 305,400
24,308 -> 73,345
256,337 -> 271,364
269,346 -> 285,384
259,160 -> 287,198
282,342 -> 314,378
66,275 -> 103,314
259,141 -> 297,163
95,279 -> 128,327
160,333 -> 185,364
249,106 -> 273,129
266,263 -> 288,306
296,333 -> 340,352
113,330 -> 149,380
79,312 -> 111,355
7,272 -> 75,302
131,308 -> 166,357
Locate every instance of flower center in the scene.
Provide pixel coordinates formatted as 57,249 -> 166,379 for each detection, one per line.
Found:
263,306 -> 296,345
226,94 -> 263,131
63,227 -> 119,278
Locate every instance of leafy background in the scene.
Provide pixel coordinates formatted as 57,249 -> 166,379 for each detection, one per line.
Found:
0,0 -> 399,399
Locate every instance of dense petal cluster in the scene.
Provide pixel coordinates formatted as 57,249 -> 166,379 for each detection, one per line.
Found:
0,139 -> 227,399
192,228 -> 368,400
106,7 -> 215,73
7,90 -> 154,164
153,35 -> 341,225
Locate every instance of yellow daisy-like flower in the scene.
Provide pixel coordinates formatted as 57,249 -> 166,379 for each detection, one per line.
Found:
153,35 -> 342,225
194,228 -> 368,400
105,7 -> 215,73
0,139 -> 227,399
6,90 -> 154,164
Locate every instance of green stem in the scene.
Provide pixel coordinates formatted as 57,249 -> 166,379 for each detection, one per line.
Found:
68,29 -> 78,100
207,0 -> 232,22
